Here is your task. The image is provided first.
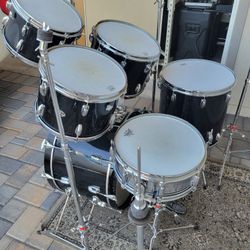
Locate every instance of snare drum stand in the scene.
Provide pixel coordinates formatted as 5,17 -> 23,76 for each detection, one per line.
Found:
218,67 -> 250,189
37,24 -> 89,249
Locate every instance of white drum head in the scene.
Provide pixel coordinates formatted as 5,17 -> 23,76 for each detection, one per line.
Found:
96,20 -> 160,60
45,46 -> 127,101
160,59 -> 235,95
115,114 -> 206,177
14,0 -> 82,33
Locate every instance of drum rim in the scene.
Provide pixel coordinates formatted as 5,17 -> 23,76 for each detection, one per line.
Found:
159,59 -> 236,97
92,19 -> 161,62
39,45 -> 128,103
113,113 -> 207,181
12,0 -> 83,36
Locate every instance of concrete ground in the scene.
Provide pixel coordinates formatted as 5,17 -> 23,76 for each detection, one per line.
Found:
0,55 -> 250,249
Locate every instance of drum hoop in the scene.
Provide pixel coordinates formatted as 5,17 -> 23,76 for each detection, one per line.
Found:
160,59 -> 236,97
2,32 -> 38,67
160,78 -> 233,97
12,0 -> 83,36
114,113 -> 207,181
93,19 -> 161,62
35,105 -> 113,142
39,45 -> 128,103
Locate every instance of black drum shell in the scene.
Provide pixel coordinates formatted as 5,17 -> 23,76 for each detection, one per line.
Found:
36,84 -> 117,139
91,37 -> 154,98
44,139 -> 130,209
3,8 -> 78,64
159,81 -> 229,145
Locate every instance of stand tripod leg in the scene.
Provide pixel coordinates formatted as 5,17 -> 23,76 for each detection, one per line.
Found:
137,225 -> 145,250
202,170 -> 207,189
218,132 -> 233,189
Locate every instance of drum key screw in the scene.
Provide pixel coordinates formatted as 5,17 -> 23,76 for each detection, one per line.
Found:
200,98 -> 206,109
81,103 -> 89,117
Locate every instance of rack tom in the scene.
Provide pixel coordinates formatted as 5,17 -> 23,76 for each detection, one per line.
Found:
36,46 -> 127,141
2,0 -> 83,66
159,59 -> 236,145
90,20 -> 160,98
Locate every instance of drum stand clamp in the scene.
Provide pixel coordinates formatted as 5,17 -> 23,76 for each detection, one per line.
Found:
218,67 -> 250,189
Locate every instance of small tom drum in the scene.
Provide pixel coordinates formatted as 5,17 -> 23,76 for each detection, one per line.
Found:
36,46 -> 127,141
2,0 -> 83,66
113,114 -> 207,203
159,59 -> 236,145
91,20 -> 160,98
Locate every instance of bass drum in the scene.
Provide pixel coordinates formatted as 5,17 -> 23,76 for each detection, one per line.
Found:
44,131 -> 130,209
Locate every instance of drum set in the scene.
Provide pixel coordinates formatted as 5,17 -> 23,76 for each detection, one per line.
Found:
0,0 -> 240,249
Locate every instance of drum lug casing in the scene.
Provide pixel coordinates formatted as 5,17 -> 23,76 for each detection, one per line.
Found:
22,23 -> 29,37
190,175 -> 200,192
171,92 -> 176,102
39,81 -> 48,96
226,93 -> 231,103
200,97 -> 206,109
106,104 -> 113,112
75,124 -> 83,139
207,129 -> 214,145
144,64 -> 151,73
36,104 -> 45,117
135,84 -> 141,94
1,16 -> 9,30
89,32 -> 94,43
81,103 -> 89,117
9,10 -> 15,19
16,39 -> 24,52
121,60 -> 127,68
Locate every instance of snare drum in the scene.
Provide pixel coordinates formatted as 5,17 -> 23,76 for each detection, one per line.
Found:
44,133 -> 131,209
159,59 -> 236,145
36,46 -> 127,141
2,0 -> 83,66
90,20 -> 160,98
113,114 -> 207,203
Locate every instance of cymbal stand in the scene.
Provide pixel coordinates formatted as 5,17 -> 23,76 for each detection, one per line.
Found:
37,24 -> 89,249
218,67 -> 250,189
151,0 -> 165,112
128,146 -> 150,250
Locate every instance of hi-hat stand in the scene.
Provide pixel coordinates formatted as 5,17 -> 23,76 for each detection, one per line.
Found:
218,67 -> 250,189
37,24 -> 89,249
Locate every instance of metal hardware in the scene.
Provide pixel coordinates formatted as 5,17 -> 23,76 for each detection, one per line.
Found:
41,172 -> 70,185
89,33 -> 94,43
81,103 -> 89,117
6,0 -> 12,10
171,92 -> 176,102
106,104 -> 113,112
36,104 -> 45,117
60,110 -> 66,118
226,93 -> 231,103
21,23 -> 29,37
216,133 -> 221,141
97,46 -> 102,52
121,60 -> 127,68
144,64 -> 152,73
135,84 -> 141,94
1,16 -> 9,29
157,79 -> 163,89
109,114 -> 116,129
9,11 -> 14,19
16,39 -> 24,52
41,139 -> 53,150
190,176 -> 199,191
75,124 -> 83,139
39,81 -> 48,96
88,186 -> 117,201
200,98 -> 206,109
207,129 -> 214,145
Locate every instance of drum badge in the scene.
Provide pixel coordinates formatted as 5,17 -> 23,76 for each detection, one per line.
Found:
124,128 -> 134,137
